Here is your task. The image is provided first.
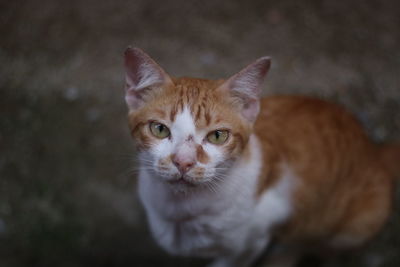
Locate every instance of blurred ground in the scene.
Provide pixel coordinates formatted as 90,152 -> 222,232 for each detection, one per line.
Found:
0,0 -> 399,266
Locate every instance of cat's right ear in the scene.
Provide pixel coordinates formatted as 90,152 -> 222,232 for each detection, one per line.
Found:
217,56 -> 271,122
124,47 -> 173,110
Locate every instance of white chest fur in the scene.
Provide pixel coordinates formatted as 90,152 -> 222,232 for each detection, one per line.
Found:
138,136 -> 294,260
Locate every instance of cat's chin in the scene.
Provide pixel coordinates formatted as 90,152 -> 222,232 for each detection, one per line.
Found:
163,177 -> 200,194
163,174 -> 212,193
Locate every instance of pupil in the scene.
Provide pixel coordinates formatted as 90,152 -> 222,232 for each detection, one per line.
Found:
215,131 -> 220,139
158,125 -> 164,132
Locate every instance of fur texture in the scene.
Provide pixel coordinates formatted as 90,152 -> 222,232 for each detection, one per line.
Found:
124,47 -> 399,267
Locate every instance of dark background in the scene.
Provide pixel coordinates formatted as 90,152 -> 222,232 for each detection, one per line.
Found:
1,0 -> 399,266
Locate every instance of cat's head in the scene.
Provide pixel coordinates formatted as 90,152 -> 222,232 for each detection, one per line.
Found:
124,47 -> 270,191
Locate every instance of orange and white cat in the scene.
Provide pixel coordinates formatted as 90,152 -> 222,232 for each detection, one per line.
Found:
124,47 -> 399,267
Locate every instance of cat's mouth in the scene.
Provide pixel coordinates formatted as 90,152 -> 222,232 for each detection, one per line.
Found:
168,176 -> 196,187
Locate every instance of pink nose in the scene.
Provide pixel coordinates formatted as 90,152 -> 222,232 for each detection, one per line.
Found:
172,155 -> 195,174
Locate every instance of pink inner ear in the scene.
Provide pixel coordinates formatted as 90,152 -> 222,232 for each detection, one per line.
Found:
229,56 -> 271,98
217,56 -> 271,122
125,47 -> 166,90
125,88 -> 144,110
242,98 -> 260,122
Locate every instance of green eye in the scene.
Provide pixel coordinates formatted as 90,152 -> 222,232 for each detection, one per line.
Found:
149,122 -> 170,139
206,130 -> 229,145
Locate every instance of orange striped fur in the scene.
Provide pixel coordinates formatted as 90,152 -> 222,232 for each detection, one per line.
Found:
255,96 -> 395,249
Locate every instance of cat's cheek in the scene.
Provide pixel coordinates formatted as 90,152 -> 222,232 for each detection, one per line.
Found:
202,143 -> 225,160
149,139 -> 177,177
157,157 -> 173,173
202,143 -> 228,176
187,166 -> 206,182
223,134 -> 247,158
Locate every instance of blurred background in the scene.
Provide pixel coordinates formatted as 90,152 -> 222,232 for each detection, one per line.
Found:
0,0 -> 399,266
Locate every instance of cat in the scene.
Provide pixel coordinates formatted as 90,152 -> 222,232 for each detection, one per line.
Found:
123,47 -> 400,267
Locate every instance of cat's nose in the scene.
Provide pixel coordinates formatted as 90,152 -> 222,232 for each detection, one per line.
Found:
172,155 -> 195,174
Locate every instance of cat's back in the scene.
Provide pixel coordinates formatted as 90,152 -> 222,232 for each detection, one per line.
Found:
255,95 -> 375,173
254,95 -> 393,247
256,95 -> 375,162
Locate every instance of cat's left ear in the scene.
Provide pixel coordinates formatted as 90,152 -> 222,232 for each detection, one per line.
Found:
217,57 -> 271,122
124,47 -> 173,111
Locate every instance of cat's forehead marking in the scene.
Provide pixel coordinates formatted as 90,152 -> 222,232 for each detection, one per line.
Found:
172,106 -> 196,141
167,78 -> 220,126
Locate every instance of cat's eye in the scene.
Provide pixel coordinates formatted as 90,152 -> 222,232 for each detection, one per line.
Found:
149,122 -> 170,139
206,130 -> 229,145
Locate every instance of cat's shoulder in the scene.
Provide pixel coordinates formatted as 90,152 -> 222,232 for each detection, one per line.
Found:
260,95 -> 346,114
257,95 -> 363,129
